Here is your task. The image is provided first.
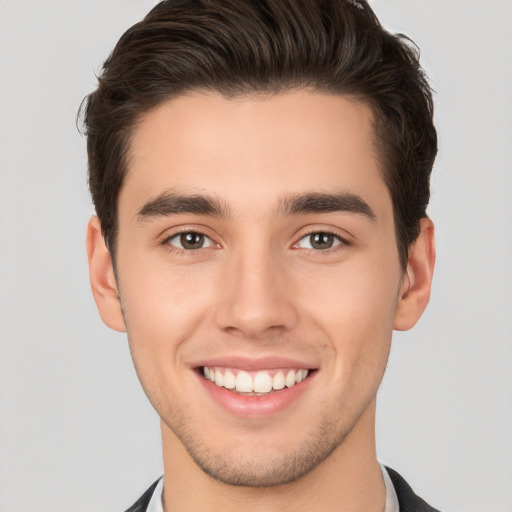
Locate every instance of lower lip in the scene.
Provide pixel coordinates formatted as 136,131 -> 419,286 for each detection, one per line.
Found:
196,371 -> 314,418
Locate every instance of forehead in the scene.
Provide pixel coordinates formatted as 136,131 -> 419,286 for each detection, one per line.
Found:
122,90 -> 389,218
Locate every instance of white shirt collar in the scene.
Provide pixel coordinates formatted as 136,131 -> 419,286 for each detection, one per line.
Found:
147,465 -> 399,512
381,464 -> 400,512
146,476 -> 164,512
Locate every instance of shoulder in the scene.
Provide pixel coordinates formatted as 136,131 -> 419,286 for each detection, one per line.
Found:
385,466 -> 442,512
123,479 -> 160,512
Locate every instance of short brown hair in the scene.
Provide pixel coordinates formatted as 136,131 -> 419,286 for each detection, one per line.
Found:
81,0 -> 437,268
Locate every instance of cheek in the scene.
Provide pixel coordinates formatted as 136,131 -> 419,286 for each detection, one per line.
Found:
298,257 -> 400,373
121,269 -> 215,335
118,262 -> 219,410
301,254 -> 400,327
116,248 -> 219,366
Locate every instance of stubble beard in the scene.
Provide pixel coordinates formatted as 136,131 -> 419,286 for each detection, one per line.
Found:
164,406 -> 360,488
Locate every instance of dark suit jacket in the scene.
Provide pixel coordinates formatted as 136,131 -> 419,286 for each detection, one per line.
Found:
385,467 -> 441,512
124,467 -> 441,511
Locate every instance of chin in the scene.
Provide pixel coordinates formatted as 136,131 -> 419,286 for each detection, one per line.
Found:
173,414 -> 348,488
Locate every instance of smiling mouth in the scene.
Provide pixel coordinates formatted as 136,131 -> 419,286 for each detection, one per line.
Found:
201,366 -> 312,396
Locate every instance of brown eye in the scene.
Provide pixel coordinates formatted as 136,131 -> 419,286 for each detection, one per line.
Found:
167,232 -> 212,250
297,232 -> 343,250
180,232 -> 204,249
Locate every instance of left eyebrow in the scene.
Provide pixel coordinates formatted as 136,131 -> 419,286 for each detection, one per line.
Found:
277,192 -> 377,221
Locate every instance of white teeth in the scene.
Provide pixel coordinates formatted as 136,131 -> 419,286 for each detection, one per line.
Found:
204,367 -> 310,393
235,371 -> 253,392
285,370 -> 296,388
295,369 -> 308,384
214,369 -> 224,387
223,370 -> 236,389
253,371 -> 273,393
273,371 -> 285,390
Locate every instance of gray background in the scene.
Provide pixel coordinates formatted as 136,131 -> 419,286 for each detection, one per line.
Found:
0,1 -> 511,511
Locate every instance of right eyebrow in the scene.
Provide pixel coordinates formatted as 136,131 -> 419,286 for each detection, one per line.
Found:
136,192 -> 231,221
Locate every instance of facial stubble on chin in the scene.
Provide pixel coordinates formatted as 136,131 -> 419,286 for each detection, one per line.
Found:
174,416 -> 345,487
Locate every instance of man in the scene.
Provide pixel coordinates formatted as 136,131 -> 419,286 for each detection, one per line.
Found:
83,0 -> 438,510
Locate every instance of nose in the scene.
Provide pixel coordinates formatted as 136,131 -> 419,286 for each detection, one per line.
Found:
213,246 -> 299,340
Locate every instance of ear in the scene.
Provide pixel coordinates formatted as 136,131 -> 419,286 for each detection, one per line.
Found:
86,216 -> 126,332
393,217 -> 436,331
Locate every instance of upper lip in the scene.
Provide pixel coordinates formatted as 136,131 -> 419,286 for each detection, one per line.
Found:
192,355 -> 317,371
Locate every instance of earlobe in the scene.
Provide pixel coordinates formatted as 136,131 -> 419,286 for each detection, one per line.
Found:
86,216 -> 127,332
393,217 -> 436,331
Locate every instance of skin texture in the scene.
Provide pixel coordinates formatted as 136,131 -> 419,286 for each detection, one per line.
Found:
87,91 -> 435,512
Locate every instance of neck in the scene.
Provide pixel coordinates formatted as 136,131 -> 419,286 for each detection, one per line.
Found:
161,400 -> 384,512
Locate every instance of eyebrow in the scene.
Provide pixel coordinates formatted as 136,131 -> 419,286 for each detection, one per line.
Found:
136,192 -> 231,221
278,192 -> 376,221
136,190 -> 376,222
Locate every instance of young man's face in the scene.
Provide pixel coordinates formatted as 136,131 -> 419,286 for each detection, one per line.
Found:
88,91 -> 433,487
